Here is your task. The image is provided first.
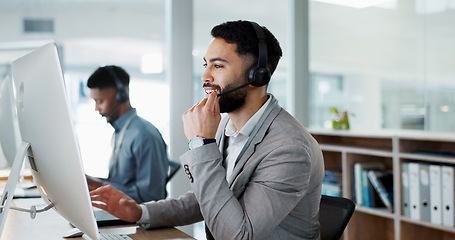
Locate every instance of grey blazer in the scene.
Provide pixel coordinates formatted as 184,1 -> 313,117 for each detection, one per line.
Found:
141,95 -> 324,240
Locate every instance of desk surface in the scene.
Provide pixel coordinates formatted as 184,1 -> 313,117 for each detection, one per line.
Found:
2,198 -> 194,240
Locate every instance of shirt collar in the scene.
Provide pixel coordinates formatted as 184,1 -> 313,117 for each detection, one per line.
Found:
225,95 -> 272,138
111,108 -> 136,132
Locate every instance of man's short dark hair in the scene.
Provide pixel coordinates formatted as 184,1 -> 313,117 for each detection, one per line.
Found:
87,65 -> 130,89
211,20 -> 283,75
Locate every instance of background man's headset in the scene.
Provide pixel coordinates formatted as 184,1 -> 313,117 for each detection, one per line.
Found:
101,66 -> 129,117
104,66 -> 129,103
218,21 -> 271,96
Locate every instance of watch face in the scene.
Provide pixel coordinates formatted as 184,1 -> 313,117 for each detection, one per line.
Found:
189,137 -> 204,150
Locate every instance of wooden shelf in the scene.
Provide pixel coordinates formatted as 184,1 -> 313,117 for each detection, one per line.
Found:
311,129 -> 455,240
400,216 -> 455,234
320,144 -> 394,158
355,206 -> 395,219
348,211 -> 395,240
398,153 -> 455,164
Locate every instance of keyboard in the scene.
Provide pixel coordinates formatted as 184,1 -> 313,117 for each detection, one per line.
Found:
99,233 -> 133,240
94,209 -> 131,226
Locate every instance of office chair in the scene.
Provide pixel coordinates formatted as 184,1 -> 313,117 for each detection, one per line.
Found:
167,160 -> 181,182
319,195 -> 355,240
164,160 -> 181,199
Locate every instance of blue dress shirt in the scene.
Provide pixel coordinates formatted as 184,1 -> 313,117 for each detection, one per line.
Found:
108,108 -> 169,203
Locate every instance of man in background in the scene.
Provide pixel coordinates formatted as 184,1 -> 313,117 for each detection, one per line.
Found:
86,65 -> 169,203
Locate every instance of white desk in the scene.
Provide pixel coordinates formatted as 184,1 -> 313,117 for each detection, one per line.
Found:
2,198 -> 194,240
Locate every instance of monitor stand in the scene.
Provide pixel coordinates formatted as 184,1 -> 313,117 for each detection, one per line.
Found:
0,141 -> 30,238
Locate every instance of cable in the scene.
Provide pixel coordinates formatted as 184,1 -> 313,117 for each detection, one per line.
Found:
0,202 -> 54,219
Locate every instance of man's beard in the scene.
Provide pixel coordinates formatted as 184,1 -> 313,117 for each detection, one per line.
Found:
219,82 -> 247,113
105,107 -> 121,124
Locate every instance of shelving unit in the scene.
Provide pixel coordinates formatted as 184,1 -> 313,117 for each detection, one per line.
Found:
310,129 -> 455,240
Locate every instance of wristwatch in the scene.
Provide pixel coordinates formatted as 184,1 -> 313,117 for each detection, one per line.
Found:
188,137 -> 216,150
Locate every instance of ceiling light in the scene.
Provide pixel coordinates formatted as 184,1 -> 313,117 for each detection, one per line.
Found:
440,105 -> 450,112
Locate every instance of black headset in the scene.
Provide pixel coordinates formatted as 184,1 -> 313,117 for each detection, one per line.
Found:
248,21 -> 271,87
103,66 -> 129,103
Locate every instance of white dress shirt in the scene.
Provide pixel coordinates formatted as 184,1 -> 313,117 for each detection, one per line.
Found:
223,95 -> 271,179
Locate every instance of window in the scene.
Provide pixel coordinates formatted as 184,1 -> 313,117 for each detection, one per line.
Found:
309,0 -> 455,132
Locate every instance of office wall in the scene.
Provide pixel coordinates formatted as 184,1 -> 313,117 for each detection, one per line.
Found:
309,0 -> 455,132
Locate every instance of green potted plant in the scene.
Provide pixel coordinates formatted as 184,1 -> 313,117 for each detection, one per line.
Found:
329,107 -> 351,130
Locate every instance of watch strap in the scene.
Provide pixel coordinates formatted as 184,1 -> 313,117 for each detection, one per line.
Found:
188,137 -> 216,150
203,138 -> 216,145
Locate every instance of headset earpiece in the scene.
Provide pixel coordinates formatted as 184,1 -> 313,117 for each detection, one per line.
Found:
115,88 -> 129,103
248,65 -> 271,87
248,21 -> 271,87
104,66 -> 129,103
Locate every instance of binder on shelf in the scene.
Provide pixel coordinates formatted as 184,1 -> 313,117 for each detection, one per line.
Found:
351,165 -> 356,203
362,170 -> 382,208
419,163 -> 431,222
353,162 -> 384,207
442,165 -> 455,227
368,170 -> 394,213
322,170 -> 342,197
429,165 -> 442,225
409,162 -> 420,220
362,170 -> 370,207
354,163 -> 362,205
367,175 -> 383,208
402,162 -> 410,218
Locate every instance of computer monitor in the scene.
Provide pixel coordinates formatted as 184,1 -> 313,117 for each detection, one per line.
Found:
0,74 -> 21,168
10,43 -> 99,240
0,75 -> 27,235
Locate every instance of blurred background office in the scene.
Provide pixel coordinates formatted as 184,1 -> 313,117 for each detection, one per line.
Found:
0,0 -> 454,237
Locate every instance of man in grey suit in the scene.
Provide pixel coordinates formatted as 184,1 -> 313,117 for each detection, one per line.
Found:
91,20 -> 324,240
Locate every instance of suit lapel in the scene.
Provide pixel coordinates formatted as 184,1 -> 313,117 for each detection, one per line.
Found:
216,117 -> 229,154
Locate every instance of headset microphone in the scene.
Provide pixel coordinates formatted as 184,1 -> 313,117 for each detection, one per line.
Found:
217,82 -> 250,97
101,102 -> 121,117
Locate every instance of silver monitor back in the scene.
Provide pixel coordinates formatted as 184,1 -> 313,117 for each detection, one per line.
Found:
11,43 -> 99,240
0,75 -> 21,168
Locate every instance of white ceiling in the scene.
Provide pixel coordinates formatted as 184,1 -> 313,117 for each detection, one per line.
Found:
0,0 -> 287,66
